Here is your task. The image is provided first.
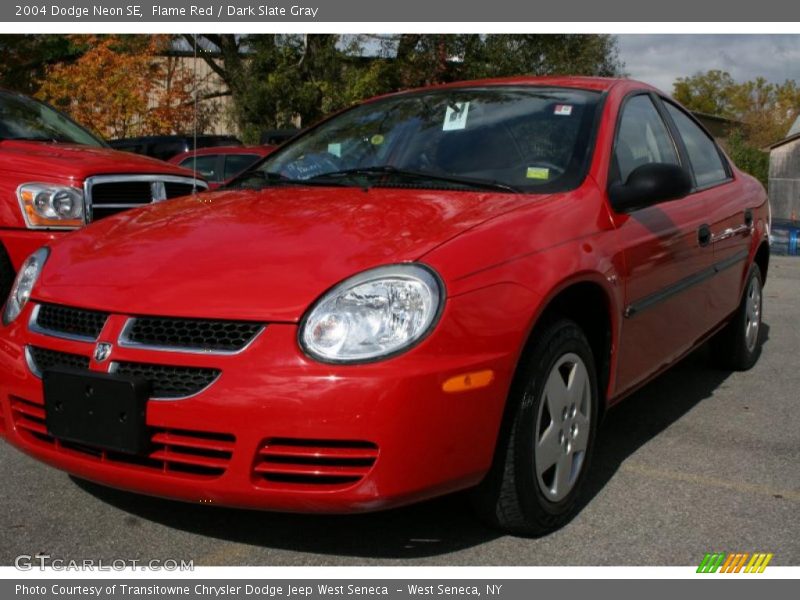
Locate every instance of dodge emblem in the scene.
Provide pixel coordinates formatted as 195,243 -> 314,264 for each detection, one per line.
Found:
94,342 -> 112,363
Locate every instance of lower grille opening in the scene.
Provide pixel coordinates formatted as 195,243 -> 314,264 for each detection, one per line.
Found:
254,438 -> 379,488
114,362 -> 220,399
9,396 -> 234,479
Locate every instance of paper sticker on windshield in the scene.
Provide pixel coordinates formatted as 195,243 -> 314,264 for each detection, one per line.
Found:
443,102 -> 470,131
526,167 -> 550,180
554,104 -> 573,116
327,143 -> 342,157
370,134 -> 385,145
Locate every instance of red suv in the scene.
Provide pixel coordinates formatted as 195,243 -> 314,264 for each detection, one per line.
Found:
0,77 -> 769,535
0,90 -> 207,298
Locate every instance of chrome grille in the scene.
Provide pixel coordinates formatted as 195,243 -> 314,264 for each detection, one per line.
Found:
122,317 -> 263,353
31,304 -> 108,341
85,175 -> 206,221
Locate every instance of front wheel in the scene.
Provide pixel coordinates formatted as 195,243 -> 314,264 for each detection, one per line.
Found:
472,318 -> 599,536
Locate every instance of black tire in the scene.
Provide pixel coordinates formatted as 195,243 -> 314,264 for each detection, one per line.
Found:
0,244 -> 15,304
472,318 -> 599,536
711,264 -> 764,371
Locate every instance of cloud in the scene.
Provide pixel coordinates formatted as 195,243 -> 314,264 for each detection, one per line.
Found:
618,35 -> 800,95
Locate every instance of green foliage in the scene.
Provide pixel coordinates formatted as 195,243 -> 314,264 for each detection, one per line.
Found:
726,129 -> 769,187
674,70 -> 800,148
0,35 -> 83,94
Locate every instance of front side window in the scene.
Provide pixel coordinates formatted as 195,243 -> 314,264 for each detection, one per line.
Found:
614,94 -> 680,183
234,87 -> 602,193
0,92 -> 105,147
664,103 -> 729,188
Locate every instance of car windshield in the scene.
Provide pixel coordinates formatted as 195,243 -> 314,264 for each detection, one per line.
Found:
235,86 -> 602,193
0,92 -> 106,147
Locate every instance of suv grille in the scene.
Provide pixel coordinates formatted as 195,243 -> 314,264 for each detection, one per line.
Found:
114,362 -> 220,399
163,182 -> 196,198
254,439 -> 379,488
123,317 -> 263,353
10,396 -> 234,478
86,176 -> 205,221
33,304 -> 108,340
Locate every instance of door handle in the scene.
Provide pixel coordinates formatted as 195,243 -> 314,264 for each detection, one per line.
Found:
698,224 -> 711,247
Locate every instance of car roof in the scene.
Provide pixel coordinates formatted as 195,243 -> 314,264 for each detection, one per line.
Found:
364,76 -> 655,103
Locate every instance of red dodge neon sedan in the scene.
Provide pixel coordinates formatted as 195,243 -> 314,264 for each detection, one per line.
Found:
0,77 -> 770,535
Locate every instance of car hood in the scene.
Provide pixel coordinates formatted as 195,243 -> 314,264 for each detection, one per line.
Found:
0,140 -> 192,180
35,186 -> 533,321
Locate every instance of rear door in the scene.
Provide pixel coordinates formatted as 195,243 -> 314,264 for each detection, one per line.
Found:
611,93 -> 716,393
661,101 -> 750,320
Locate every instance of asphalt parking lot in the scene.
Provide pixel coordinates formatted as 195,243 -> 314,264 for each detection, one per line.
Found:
2,256 -> 799,567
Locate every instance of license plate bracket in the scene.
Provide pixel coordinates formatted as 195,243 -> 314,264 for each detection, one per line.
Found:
43,368 -> 151,455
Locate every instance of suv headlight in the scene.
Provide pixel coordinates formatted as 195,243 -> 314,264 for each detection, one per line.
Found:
300,264 -> 443,363
18,183 -> 85,229
3,247 -> 49,326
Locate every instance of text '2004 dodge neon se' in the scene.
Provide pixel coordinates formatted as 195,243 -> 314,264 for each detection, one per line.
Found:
0,77 -> 769,535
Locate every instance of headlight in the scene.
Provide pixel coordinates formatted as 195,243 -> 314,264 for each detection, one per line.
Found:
18,183 -> 85,229
300,264 -> 443,363
2,247 -> 49,326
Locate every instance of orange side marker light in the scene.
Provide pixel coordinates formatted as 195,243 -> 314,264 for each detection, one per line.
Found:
442,370 -> 495,393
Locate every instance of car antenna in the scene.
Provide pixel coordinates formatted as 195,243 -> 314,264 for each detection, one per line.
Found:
192,33 -> 198,193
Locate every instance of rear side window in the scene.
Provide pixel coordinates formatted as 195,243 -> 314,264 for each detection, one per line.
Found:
223,154 -> 260,179
664,103 -> 729,188
614,95 -> 679,183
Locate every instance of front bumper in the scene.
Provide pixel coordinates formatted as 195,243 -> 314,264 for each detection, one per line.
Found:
0,290 -> 526,513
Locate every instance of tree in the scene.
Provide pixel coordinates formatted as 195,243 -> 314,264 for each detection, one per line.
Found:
726,130 -> 769,187
36,35 -> 214,139
0,35 -> 82,94
674,70 -> 800,148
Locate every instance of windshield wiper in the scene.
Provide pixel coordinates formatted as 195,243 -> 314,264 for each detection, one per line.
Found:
227,169 -> 348,189
307,166 -> 520,193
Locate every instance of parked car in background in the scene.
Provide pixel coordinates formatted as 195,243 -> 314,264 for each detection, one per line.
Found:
0,77 -> 770,535
109,135 -> 242,161
0,89 -> 207,299
168,145 -> 276,189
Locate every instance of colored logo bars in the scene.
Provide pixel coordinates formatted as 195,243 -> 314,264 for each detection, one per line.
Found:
697,552 -> 773,573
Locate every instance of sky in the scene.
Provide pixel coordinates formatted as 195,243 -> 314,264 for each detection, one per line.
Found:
618,35 -> 800,94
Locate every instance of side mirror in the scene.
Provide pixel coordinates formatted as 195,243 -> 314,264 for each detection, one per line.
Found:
609,163 -> 693,213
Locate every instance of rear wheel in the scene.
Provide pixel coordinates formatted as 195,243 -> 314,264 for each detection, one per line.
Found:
711,264 -> 763,371
0,245 -> 14,304
472,318 -> 599,536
